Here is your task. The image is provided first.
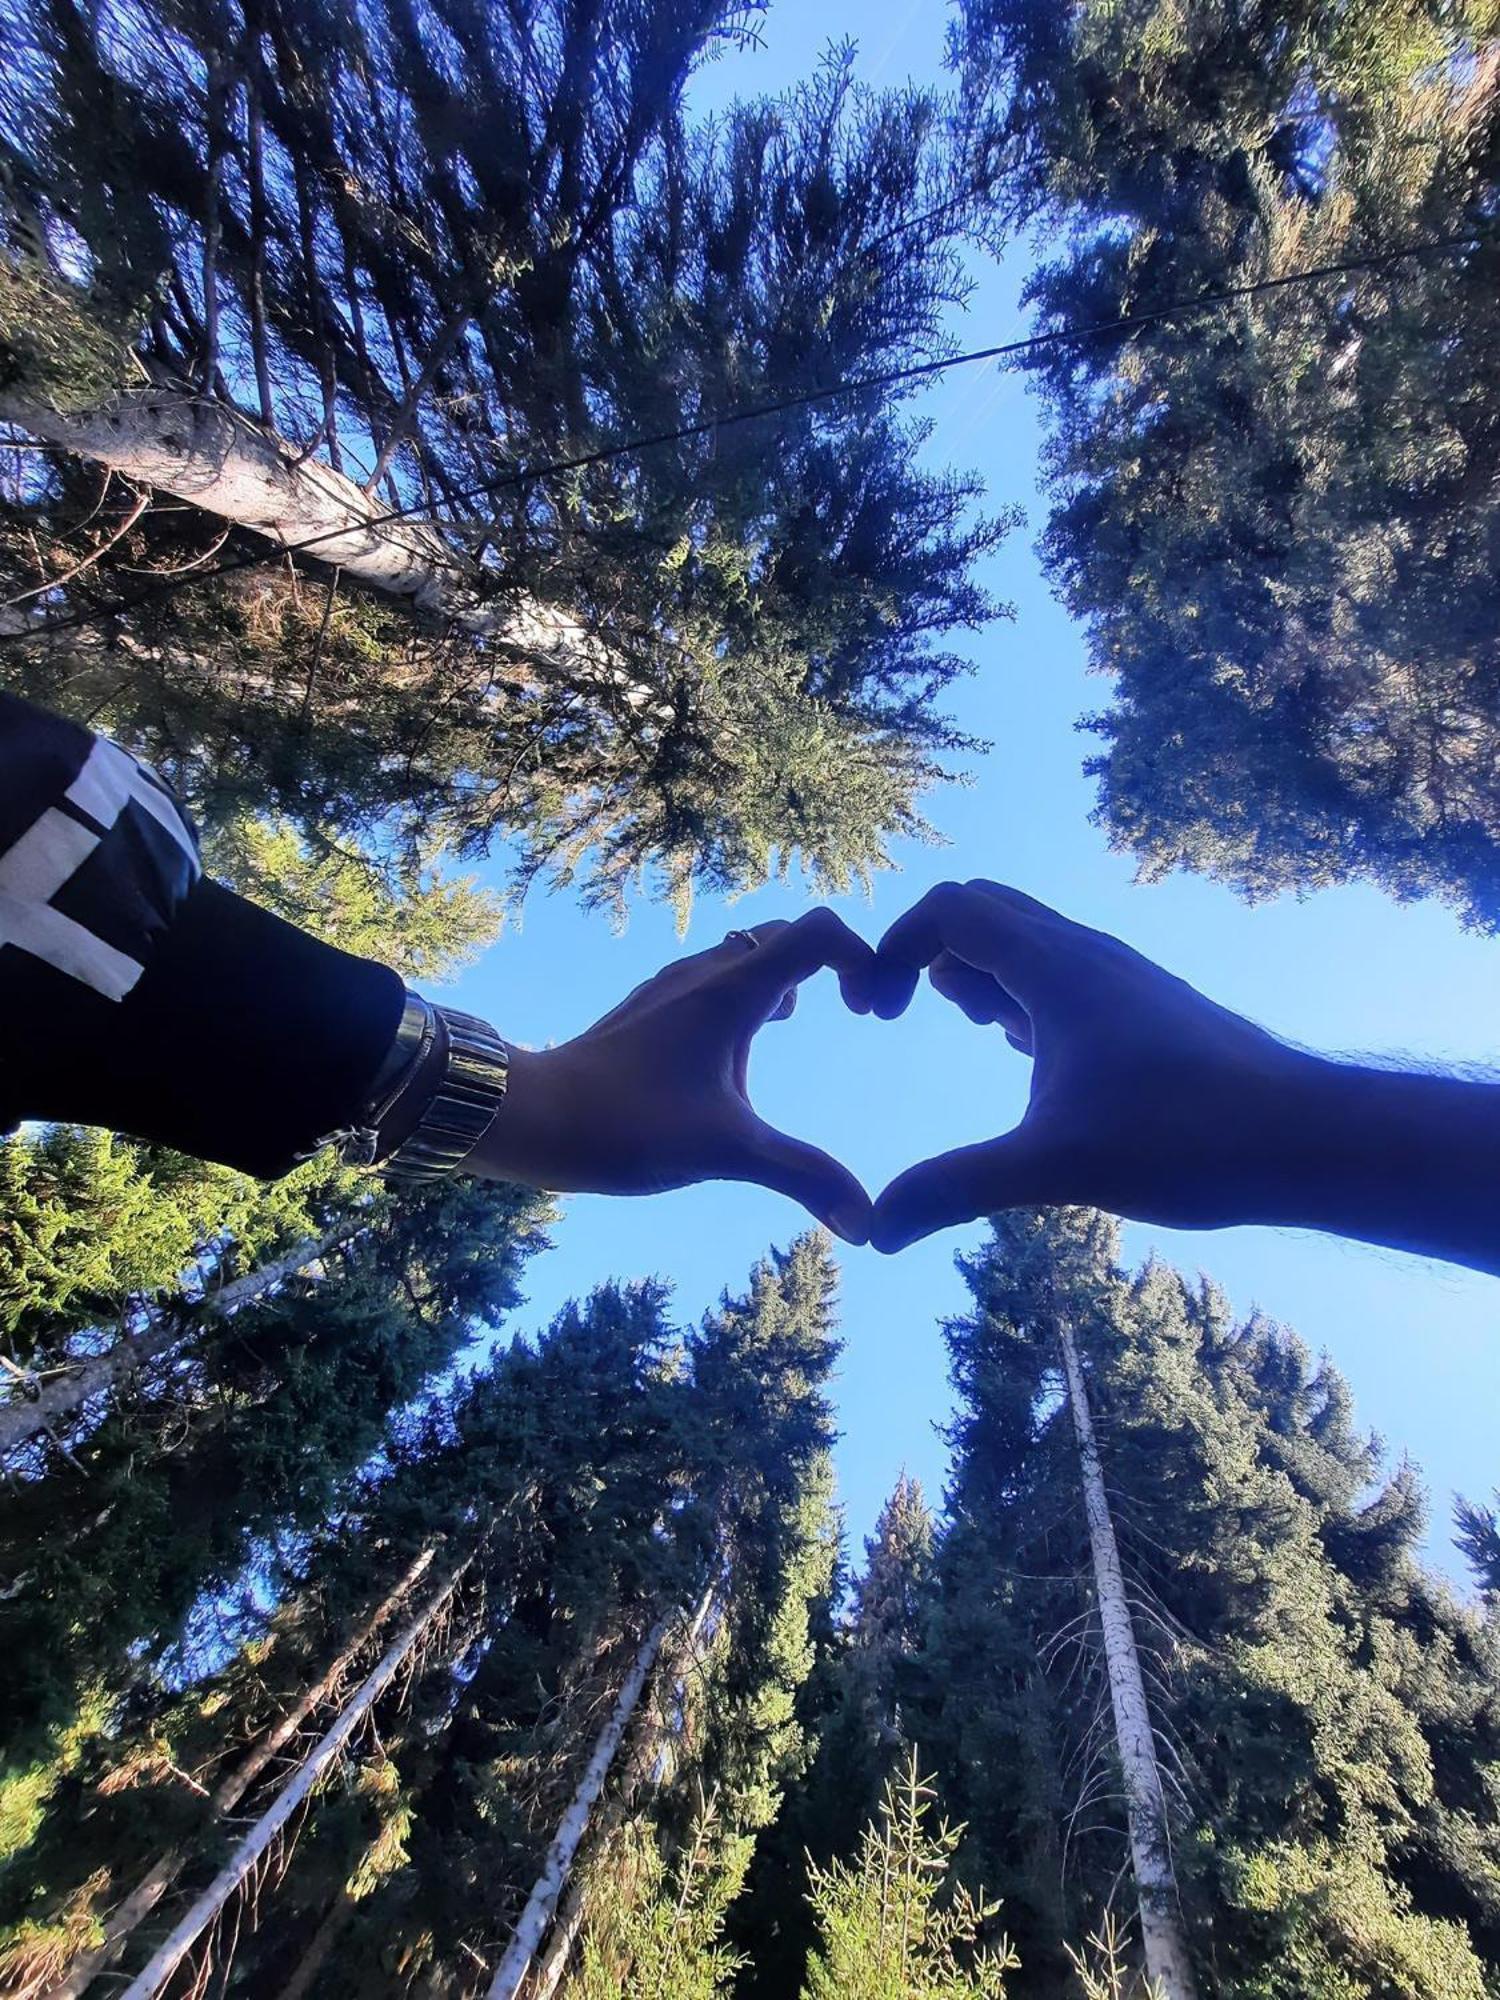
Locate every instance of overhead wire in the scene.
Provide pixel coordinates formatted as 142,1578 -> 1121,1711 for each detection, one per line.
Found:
0,226 -> 1486,648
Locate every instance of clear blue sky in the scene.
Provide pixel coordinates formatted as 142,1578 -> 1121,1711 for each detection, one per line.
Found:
442,1 -> 1498,1583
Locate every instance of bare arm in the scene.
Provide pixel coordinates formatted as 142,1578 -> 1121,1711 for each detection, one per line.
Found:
863,880 -> 1500,1274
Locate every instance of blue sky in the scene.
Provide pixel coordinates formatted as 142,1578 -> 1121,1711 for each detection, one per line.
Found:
442,1 -> 1498,1582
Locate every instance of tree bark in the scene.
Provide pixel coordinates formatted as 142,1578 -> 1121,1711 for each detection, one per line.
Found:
0,1225 -> 359,1463
0,382 -> 600,671
1057,1320 -> 1200,2000
46,1544 -> 438,1999
273,1886 -> 353,2000
117,1557 -> 471,2000
487,1613 -> 673,2000
525,1582 -> 717,1999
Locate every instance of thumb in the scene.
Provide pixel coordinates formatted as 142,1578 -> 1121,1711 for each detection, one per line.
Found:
737,1118 -> 872,1246
871,1130 -> 1054,1254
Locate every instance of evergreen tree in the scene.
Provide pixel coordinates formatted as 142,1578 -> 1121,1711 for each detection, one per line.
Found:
0,1125 -> 356,1389
800,1748 -> 1019,2000
955,0 -> 1500,926
728,1468 -> 937,2000
2,5 -> 1012,914
0,1171 -> 553,1935
907,1208 -> 1500,1999
496,1236 -> 844,1999
1456,1492 -> 1500,1596
101,1234 -> 845,1998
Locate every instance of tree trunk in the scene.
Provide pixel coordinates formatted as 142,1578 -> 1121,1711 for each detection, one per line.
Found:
274,1887 -> 353,2000
0,382 -> 592,662
48,1544 -> 437,1998
487,1613 -> 673,2000
117,1557 -> 471,2000
0,1226 -> 359,1462
1057,1320 -> 1200,2000
525,1582 -> 717,2000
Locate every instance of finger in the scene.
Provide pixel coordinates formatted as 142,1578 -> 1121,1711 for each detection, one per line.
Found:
870,1131 -> 1053,1254
734,1117 -> 872,1245
726,908 -> 877,1021
870,881 -> 1051,1020
927,950 -> 1029,1035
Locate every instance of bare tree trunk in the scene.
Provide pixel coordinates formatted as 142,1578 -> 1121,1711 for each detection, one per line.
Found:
0,384 -> 466,614
1,1225 -> 359,1462
46,1544 -> 438,1999
1057,1321 -> 1199,2000
0,382 -> 620,680
525,1582 -> 717,2000
117,1558 -> 471,2000
487,1613 -> 673,2000
274,1886 -> 353,2000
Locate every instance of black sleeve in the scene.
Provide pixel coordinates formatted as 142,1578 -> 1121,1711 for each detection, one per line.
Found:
0,690 -> 403,1178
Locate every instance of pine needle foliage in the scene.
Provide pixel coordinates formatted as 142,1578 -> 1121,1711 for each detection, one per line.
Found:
955,0 -> 1500,926
800,1747 -> 1020,2000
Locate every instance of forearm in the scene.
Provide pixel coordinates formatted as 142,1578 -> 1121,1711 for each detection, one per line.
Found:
16,877 -> 406,1177
1236,1053 -> 1500,1274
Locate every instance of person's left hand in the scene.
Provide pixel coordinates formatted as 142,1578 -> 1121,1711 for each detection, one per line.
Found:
469,910 -> 875,1242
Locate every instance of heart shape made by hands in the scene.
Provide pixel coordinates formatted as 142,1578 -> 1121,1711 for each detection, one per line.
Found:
488,882 -> 1304,1258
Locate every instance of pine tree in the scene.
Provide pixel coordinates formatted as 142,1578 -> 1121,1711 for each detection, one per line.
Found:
2,5 -> 1012,914
728,1469 -> 937,2000
489,1236 -> 845,1998
1456,1492 -> 1500,1596
0,1125 -> 358,1400
908,1207 -> 1500,1999
800,1748 -> 1019,2000
134,1235 -> 843,1997
0,1171 -> 553,1950
954,0 -> 1500,926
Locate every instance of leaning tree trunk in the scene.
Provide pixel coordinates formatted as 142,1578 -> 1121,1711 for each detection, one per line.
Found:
487,1613 -> 674,2000
525,1582 -> 718,1999
47,1543 -> 437,2000
0,377 -> 599,673
273,1886 -> 354,2000
116,1557 -> 471,2000
0,1224 -> 360,1462
1057,1321 -> 1200,2000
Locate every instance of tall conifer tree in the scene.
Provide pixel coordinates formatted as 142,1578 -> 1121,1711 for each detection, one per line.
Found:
907,1208 -> 1500,1999
2,2 -> 1010,915
955,0 -> 1500,925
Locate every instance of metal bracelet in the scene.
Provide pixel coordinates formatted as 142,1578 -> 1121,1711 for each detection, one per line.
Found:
378,1006 -> 510,1183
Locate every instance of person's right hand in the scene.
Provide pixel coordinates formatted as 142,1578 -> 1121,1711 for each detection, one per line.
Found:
865,881 -> 1318,1253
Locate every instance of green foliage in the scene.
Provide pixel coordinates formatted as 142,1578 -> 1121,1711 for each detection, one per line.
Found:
0,1172 -> 553,1935
900,1207 -> 1500,1997
2,6 -> 1012,912
569,1801 -> 750,2000
956,0 -> 1500,925
0,1124 -> 358,1367
800,1749 -> 1019,2000
201,817 -> 505,981
1454,1493 -> 1500,1595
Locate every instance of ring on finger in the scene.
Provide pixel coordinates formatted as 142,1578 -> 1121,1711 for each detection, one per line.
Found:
724,928 -> 760,952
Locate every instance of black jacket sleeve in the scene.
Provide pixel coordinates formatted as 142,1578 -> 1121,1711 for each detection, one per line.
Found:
0,691 -> 403,1178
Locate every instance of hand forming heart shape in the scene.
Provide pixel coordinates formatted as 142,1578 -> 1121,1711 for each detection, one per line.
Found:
471,883 -> 1317,1255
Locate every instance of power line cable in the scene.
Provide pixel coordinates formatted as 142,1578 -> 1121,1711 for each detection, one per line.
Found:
0,227 -> 1485,648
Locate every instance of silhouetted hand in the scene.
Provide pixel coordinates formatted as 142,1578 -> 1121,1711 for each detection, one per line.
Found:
471,909 -> 875,1243
863,881 -> 1500,1276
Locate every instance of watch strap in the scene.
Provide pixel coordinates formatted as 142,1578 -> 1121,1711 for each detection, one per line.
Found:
379,1006 -> 510,1182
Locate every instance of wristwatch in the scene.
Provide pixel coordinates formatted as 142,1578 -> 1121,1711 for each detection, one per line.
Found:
319,993 -> 510,1181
